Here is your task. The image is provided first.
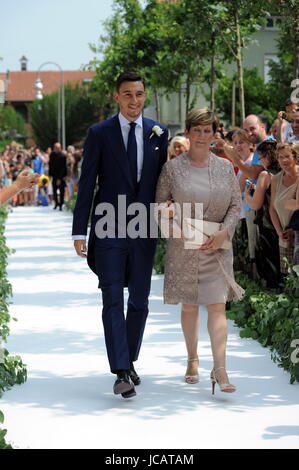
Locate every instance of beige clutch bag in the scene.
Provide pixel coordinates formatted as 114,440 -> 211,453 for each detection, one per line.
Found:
183,218 -> 232,250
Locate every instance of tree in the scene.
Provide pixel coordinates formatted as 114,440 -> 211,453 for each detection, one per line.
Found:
88,0 -> 184,120
0,105 -> 26,139
30,83 -> 99,149
204,0 -> 272,124
89,0 -> 227,118
213,67 -> 277,127
267,0 -> 299,109
88,0 -> 144,114
88,0 -> 272,124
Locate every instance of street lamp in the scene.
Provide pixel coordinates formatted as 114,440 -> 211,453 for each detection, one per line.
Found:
34,62 -> 66,150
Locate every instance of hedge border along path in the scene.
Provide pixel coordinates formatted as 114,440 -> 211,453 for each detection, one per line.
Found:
0,205 -> 27,449
227,268 -> 299,384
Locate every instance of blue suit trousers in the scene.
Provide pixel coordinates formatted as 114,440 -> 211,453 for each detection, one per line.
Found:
94,237 -> 156,373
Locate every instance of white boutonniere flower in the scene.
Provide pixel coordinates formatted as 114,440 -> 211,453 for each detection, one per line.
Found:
150,125 -> 164,139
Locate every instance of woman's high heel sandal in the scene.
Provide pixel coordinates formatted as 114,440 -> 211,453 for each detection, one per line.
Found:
210,366 -> 236,394
185,357 -> 199,384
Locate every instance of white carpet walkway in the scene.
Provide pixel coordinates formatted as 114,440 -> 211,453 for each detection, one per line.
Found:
1,205 -> 298,449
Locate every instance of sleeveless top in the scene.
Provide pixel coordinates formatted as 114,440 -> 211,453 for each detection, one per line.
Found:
274,171 -> 297,247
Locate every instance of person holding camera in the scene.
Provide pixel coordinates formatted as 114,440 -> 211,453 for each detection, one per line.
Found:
245,140 -> 281,287
224,114 -> 273,182
0,170 -> 40,206
277,99 -> 298,143
270,143 -> 299,275
228,129 -> 257,278
288,109 -> 299,144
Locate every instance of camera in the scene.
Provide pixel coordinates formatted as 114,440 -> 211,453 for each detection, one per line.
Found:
245,179 -> 255,196
282,112 -> 287,120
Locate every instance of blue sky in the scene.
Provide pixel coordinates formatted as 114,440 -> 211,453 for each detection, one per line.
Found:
0,0 -> 114,72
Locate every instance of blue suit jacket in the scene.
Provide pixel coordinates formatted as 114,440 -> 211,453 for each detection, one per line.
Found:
72,114 -> 168,275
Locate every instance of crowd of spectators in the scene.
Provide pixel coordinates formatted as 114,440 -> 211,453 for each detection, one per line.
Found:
0,141 -> 83,209
167,100 -> 299,288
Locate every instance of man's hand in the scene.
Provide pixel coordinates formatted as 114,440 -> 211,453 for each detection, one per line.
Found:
277,110 -> 286,122
74,239 -> 87,258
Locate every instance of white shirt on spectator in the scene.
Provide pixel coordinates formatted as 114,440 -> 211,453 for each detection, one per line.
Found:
282,122 -> 295,142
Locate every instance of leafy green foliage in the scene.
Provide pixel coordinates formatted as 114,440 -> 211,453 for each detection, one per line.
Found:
0,106 -> 26,140
0,205 -> 13,346
0,410 -> 12,449
88,0 -> 271,119
154,237 -> 166,274
0,140 -> 13,152
0,204 -> 27,449
232,222 -> 250,274
30,83 -> 100,149
0,349 -> 27,395
65,192 -> 78,213
214,67 -> 277,126
266,0 -> 299,109
228,267 -> 299,384
0,428 -> 12,449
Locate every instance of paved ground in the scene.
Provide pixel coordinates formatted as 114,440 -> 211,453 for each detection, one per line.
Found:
1,205 -> 299,449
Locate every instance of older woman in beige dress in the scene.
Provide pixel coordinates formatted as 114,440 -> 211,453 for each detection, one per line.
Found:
155,108 -> 243,394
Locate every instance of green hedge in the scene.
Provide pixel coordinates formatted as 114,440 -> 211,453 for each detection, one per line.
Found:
228,267 -> 299,384
0,205 -> 27,449
65,192 -> 78,213
154,237 -> 166,274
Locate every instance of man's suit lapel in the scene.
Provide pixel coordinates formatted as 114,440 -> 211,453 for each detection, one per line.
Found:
105,115 -> 135,191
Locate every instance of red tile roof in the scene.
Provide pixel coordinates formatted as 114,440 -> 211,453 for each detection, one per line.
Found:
0,70 -> 95,102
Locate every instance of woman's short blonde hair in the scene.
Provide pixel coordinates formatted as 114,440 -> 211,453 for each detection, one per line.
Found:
185,107 -> 219,133
168,135 -> 189,159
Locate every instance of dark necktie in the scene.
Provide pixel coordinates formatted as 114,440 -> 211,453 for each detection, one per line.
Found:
127,122 -> 138,188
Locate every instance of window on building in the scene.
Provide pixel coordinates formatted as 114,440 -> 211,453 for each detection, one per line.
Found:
264,54 -> 279,83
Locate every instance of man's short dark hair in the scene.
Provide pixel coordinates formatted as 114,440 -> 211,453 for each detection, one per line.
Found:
116,71 -> 145,92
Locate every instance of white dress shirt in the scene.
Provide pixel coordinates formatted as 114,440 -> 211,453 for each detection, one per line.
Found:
73,113 -> 144,240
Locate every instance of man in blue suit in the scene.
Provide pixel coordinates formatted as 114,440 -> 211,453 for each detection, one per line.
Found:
72,71 -> 168,398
